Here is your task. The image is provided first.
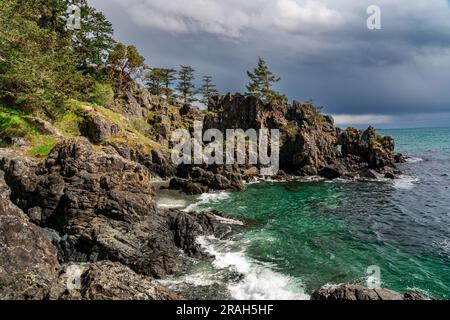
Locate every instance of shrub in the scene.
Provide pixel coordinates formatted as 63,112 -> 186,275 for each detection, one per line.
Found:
88,83 -> 114,107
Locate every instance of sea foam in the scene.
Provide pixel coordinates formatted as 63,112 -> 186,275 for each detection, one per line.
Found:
183,191 -> 231,212
405,157 -> 424,164
393,175 -> 420,190
196,236 -> 310,300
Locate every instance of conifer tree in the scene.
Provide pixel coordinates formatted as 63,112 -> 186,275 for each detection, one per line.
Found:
145,68 -> 166,97
161,68 -> 177,102
198,75 -> 218,105
176,65 -> 196,106
108,43 -> 146,88
246,57 -> 283,102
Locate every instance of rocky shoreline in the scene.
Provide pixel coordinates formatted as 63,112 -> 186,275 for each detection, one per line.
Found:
0,141 -> 241,299
0,83 -> 423,300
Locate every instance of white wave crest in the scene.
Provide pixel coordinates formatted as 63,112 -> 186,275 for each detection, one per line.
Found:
156,198 -> 188,209
405,157 -> 424,164
184,191 -> 230,212
158,273 -> 220,287
393,175 -> 420,190
197,236 -> 310,300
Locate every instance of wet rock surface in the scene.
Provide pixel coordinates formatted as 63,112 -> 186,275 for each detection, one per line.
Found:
49,261 -> 182,300
311,284 -> 429,301
0,139 -> 237,277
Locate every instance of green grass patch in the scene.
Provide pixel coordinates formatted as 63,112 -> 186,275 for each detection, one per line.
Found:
29,135 -> 57,158
88,82 -> 114,107
0,104 -> 38,138
55,111 -> 82,137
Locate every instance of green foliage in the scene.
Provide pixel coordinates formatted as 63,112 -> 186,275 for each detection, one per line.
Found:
176,65 -> 197,106
129,117 -> 150,135
198,75 -> 218,105
108,43 -> 147,88
0,102 -> 57,158
0,0 -> 91,119
161,68 -> 177,102
147,110 -> 157,122
283,121 -> 299,139
54,111 -> 81,137
145,68 -> 166,97
145,68 -> 177,100
88,82 -> 114,106
246,57 -> 284,103
0,104 -> 36,138
29,135 -> 57,158
70,0 -> 115,68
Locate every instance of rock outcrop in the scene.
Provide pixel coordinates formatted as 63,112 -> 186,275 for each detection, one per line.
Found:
311,284 -> 429,301
205,94 -> 396,176
0,174 -> 60,300
50,261 -> 181,300
168,93 -> 400,193
79,113 -> 122,144
169,164 -> 246,195
0,139 -> 237,279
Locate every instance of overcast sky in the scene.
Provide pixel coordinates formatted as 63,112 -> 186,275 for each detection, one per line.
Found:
88,0 -> 450,128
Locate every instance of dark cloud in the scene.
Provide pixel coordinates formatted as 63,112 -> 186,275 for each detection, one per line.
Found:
88,0 -> 450,128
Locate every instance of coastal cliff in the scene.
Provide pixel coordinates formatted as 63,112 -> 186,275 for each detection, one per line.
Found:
0,83 -> 407,300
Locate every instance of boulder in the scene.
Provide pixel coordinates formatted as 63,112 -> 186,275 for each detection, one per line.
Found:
79,261 -> 180,300
169,164 -> 246,194
80,114 -> 121,143
311,284 -> 429,301
359,168 -> 380,180
26,117 -> 62,138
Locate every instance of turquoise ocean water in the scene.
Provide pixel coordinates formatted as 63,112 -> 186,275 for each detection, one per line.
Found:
161,127 -> 450,300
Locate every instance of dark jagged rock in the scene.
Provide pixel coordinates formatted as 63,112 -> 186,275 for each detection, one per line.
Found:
195,93 -> 398,185
79,113 -> 121,144
311,284 -> 429,301
359,168 -> 380,180
0,138 -> 238,279
339,126 -> 395,170
394,153 -> 408,164
50,261 -> 181,300
80,261 -> 180,300
169,177 -> 209,195
169,164 -> 246,195
0,174 -> 60,300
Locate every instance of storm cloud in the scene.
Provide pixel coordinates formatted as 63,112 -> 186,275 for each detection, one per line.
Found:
88,0 -> 450,128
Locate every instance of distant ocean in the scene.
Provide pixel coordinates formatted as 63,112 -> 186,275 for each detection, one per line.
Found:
158,127 -> 450,300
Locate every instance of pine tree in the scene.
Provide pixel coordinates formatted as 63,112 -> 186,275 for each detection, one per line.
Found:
145,68 -> 166,97
198,75 -> 219,105
108,43 -> 146,88
246,57 -> 283,102
176,65 -> 197,106
161,68 -> 177,102
71,0 -> 115,69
